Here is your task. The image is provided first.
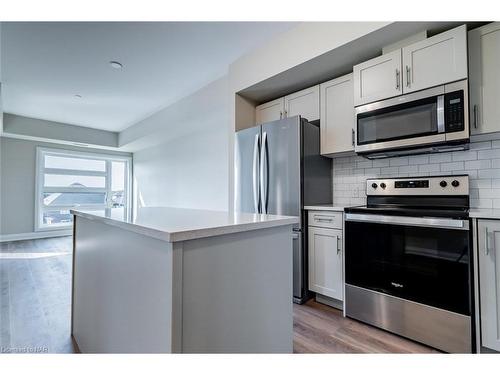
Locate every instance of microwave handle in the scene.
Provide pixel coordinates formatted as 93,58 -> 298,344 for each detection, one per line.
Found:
437,95 -> 445,133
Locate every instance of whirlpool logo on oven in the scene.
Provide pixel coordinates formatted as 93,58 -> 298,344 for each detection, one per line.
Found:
391,282 -> 404,288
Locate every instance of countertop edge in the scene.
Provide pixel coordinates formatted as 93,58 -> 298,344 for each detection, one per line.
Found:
469,209 -> 500,220
71,210 -> 299,242
304,205 -> 345,212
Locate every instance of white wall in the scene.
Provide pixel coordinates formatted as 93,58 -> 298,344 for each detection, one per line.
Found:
132,76 -> 229,211
0,136 -> 131,236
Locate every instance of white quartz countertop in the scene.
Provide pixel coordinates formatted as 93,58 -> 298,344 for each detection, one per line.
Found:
469,208 -> 500,220
304,205 -> 345,212
71,207 -> 299,242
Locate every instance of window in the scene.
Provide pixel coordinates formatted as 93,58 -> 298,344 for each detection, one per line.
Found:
35,148 -> 131,231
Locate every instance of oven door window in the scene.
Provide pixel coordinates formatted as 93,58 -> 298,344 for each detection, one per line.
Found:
357,97 -> 438,145
345,221 -> 470,315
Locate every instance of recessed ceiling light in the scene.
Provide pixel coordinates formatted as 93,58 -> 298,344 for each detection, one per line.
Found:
109,61 -> 123,70
74,94 -> 82,98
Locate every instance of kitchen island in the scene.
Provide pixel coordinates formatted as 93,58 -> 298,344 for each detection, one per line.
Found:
70,207 -> 298,353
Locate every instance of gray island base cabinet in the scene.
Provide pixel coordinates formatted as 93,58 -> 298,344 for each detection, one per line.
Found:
70,207 -> 298,353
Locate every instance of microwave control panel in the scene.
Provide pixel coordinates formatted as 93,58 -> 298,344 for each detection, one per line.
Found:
444,90 -> 465,132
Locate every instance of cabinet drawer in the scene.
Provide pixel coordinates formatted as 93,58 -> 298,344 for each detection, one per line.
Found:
308,211 -> 343,229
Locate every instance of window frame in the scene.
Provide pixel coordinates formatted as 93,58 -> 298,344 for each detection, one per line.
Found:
35,147 -> 132,232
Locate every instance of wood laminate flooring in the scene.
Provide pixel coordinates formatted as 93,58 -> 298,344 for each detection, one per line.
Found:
0,237 -> 438,354
0,236 -> 75,353
293,299 -> 439,353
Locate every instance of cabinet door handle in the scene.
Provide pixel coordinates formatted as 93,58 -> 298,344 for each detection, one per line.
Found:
280,111 -> 283,119
316,217 -> 333,223
284,110 -> 287,118
406,66 -> 411,87
352,129 -> 355,146
337,236 -> 341,254
485,227 -> 490,255
473,105 -> 478,129
395,69 -> 400,90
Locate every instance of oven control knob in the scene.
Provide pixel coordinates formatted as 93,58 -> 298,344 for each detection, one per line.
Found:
380,182 -> 386,189
440,180 -> 448,188
451,180 -> 460,187
371,183 -> 378,189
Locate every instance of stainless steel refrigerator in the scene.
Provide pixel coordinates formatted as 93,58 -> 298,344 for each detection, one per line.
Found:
234,115 -> 332,303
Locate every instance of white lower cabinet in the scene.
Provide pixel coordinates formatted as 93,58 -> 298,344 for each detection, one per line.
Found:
308,212 -> 343,301
477,219 -> 500,352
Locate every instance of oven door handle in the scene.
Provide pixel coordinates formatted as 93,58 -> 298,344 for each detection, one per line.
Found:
345,213 -> 469,230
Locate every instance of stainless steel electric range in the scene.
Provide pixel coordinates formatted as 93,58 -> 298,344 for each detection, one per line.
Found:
344,175 -> 474,353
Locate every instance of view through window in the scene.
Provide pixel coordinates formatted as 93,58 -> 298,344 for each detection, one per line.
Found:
36,148 -> 131,230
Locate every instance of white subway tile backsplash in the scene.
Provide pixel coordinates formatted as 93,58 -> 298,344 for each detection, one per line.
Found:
364,167 -> 381,176
372,159 -> 391,168
381,166 -> 399,175
452,150 -> 477,161
491,159 -> 500,169
464,159 -> 491,170
440,161 -> 464,171
409,155 -> 429,165
478,149 -> 500,160
479,169 -> 500,179
471,179 -> 492,189
478,189 -> 500,199
398,165 -> 418,174
419,164 -> 440,173
356,160 -> 372,169
429,153 -> 452,163
470,199 -> 493,209
470,141 -> 492,150
390,157 -> 409,167
331,137 -> 500,208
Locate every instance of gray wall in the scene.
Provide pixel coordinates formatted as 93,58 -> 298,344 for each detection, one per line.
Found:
132,77 -> 229,211
3,113 -> 119,148
0,137 -> 131,235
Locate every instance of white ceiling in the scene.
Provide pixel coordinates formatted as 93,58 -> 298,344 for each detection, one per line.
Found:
1,22 -> 296,132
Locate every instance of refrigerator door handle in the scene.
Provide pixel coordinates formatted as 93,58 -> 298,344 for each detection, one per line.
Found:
252,133 -> 260,213
260,131 -> 269,214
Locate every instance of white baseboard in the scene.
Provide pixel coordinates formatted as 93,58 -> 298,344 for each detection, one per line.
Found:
0,230 -> 72,243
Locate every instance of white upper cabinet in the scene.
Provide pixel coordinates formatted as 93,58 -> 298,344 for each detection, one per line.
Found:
320,73 -> 355,155
255,97 -> 285,125
353,25 -> 467,106
353,49 -> 402,106
256,85 -> 319,125
477,219 -> 500,352
402,25 -> 467,94
284,85 -> 320,121
468,22 -> 500,135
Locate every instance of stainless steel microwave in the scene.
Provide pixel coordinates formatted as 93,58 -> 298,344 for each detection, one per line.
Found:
354,79 -> 469,158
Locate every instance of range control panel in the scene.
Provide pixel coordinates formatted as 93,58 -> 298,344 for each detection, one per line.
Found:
367,175 -> 469,196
